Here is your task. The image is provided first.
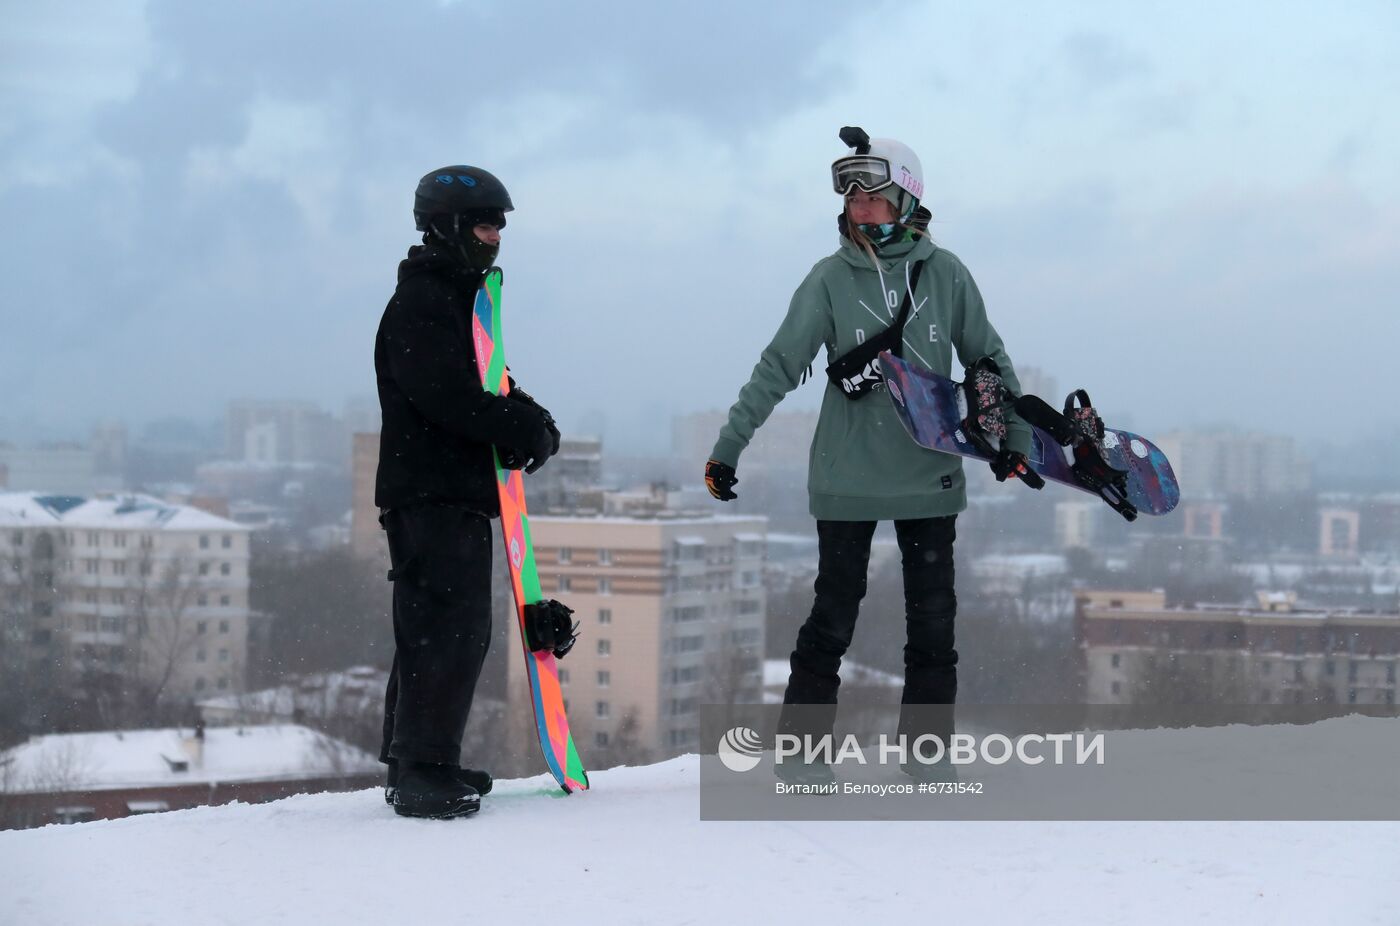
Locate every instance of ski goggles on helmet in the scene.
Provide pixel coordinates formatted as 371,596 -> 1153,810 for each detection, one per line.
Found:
832,155 -> 894,195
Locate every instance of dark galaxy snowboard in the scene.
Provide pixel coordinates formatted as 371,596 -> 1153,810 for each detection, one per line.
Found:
880,350 -> 1180,520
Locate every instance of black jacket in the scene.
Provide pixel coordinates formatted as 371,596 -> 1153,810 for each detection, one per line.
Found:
374,245 -> 547,513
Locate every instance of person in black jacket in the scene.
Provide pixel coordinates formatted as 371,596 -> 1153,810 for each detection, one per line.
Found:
375,164 -> 559,819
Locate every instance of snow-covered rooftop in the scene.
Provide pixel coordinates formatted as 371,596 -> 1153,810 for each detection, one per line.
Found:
197,667 -> 388,719
0,493 -> 70,526
0,491 -> 247,532
0,724 -> 377,794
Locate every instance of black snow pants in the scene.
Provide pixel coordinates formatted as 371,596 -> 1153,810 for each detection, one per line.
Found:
378,505 -> 493,767
780,516 -> 959,749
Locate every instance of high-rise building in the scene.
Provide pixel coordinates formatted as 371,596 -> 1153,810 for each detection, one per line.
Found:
1181,501 -> 1227,541
1155,430 -> 1312,500
1319,505 -> 1361,559
0,492 -> 253,702
225,401 -> 346,468
1054,500 -> 1099,550
90,422 -> 128,485
516,514 -> 767,764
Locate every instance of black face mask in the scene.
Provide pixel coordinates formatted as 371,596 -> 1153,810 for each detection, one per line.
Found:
427,211 -> 503,273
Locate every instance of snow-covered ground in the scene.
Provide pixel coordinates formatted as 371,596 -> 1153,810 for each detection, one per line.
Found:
2,755 -> 1397,925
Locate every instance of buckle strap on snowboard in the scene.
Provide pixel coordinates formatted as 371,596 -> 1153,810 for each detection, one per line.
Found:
1058,388 -> 1130,512
959,357 -> 1013,457
1013,390 -> 1139,522
1063,389 -> 1107,445
524,599 -> 579,659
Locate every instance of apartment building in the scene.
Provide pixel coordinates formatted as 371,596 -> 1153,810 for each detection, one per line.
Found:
518,514 -> 767,763
1078,589 -> 1400,706
0,492 -> 253,702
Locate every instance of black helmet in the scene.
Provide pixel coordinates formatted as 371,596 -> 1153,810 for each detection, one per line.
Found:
413,165 -> 514,232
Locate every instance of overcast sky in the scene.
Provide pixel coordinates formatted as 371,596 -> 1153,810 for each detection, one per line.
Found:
2,0 -> 1397,454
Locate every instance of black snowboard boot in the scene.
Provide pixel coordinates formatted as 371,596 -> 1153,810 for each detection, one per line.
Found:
384,759 -> 493,806
391,761 -> 481,819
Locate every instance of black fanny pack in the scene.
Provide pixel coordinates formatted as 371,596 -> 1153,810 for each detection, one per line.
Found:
824,259 -> 927,399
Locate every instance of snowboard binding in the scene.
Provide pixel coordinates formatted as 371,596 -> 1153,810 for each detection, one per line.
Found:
524,599 -> 580,659
1014,389 -> 1137,521
959,357 -> 1045,490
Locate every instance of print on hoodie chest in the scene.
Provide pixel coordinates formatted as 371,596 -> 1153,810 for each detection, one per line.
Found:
841,259 -> 936,394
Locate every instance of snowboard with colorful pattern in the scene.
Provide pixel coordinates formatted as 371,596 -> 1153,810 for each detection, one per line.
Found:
880,350 -> 1180,517
471,269 -> 589,794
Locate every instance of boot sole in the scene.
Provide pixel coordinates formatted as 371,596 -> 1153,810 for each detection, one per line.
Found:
388,783 -> 489,802
392,796 -> 481,819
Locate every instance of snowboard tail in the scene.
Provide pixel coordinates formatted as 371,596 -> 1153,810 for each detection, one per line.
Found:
880,350 -> 1180,518
472,270 -> 589,794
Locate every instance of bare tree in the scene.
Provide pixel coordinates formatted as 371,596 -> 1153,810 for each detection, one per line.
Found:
701,622 -> 763,734
24,736 -> 95,798
286,669 -> 385,759
580,705 -> 652,769
304,729 -> 377,790
126,546 -> 207,711
249,547 -> 392,682
603,708 -> 652,767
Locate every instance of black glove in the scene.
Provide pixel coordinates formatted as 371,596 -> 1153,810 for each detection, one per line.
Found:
705,459 -> 738,501
990,447 -> 1029,482
519,420 -> 556,475
524,599 -> 579,659
496,414 -> 555,474
990,447 -> 1045,489
510,387 -> 561,458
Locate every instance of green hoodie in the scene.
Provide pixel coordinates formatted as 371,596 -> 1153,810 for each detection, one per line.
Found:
710,234 -> 1031,521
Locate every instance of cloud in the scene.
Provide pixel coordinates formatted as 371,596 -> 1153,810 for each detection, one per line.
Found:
953,179 -> 1400,439
0,0 -> 870,438
1059,32 -> 1152,90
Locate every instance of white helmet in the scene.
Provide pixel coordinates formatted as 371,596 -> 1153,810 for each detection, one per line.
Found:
831,126 -> 924,222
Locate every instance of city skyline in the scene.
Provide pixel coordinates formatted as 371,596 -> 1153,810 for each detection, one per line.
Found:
2,2 -> 1398,455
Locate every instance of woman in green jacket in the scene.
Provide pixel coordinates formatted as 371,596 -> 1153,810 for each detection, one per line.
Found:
704,127 -> 1034,780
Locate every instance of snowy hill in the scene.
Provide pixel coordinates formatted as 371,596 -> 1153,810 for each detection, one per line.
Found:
2,755 -> 1397,925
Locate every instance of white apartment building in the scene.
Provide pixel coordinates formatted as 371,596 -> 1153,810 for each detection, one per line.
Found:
0,492 -> 253,702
